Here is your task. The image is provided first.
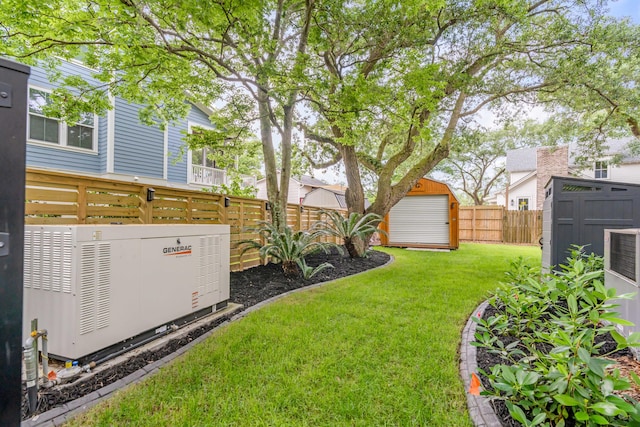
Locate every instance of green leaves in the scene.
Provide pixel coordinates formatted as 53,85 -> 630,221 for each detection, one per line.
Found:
477,248 -> 640,425
555,394 -> 580,407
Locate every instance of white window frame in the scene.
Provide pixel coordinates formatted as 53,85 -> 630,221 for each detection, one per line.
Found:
27,85 -> 98,154
594,160 -> 610,180
187,121 -> 217,184
517,197 -> 530,211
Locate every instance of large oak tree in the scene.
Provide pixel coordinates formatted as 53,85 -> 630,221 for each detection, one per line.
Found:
298,0 -> 639,251
3,0 -> 638,243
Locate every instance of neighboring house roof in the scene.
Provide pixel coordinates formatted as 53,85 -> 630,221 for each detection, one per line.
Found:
321,184 -> 348,192
303,186 -> 373,209
507,138 -> 640,173
297,175 -> 327,186
255,173 -> 327,187
302,187 -> 347,209
506,147 -> 537,172
568,137 -> 640,166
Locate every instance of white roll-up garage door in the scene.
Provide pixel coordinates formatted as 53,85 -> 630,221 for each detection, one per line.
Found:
388,195 -> 449,245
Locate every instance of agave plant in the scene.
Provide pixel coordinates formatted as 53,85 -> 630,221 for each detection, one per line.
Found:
239,221 -> 342,277
320,210 -> 385,258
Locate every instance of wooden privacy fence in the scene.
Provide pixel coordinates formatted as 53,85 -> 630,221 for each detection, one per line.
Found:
25,168 -> 342,271
503,210 -> 543,245
459,206 -> 542,245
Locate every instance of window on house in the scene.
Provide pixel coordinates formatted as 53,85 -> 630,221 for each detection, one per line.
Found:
28,87 -> 96,151
67,113 -> 95,149
594,161 -> 609,179
517,197 -> 530,211
29,89 -> 60,144
192,147 -> 217,168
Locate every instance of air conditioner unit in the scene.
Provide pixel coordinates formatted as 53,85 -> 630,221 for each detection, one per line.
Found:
604,228 -> 640,338
23,224 -> 230,362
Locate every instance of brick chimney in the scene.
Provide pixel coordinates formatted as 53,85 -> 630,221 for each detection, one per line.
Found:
536,146 -> 569,210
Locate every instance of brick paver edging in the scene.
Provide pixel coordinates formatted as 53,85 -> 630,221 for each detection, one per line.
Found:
460,300 -> 503,427
22,254 -> 395,427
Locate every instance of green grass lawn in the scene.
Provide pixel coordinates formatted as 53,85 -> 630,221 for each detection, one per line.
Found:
67,243 -> 540,427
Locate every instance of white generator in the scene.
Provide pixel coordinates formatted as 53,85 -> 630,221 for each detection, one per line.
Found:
23,224 -> 230,361
604,228 -> 640,339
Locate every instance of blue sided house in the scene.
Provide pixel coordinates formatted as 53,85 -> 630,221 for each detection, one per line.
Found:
26,60 -> 228,189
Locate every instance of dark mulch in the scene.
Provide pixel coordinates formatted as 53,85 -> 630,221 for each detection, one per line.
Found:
476,304 -> 634,427
231,248 -> 391,308
22,248 -> 390,421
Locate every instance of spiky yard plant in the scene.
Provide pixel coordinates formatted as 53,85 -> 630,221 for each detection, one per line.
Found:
320,210 -> 385,258
240,221 -> 342,278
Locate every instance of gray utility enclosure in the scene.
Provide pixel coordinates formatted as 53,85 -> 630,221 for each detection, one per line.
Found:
542,176 -> 640,271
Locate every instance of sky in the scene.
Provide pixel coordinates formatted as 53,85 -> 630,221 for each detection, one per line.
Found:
608,0 -> 640,22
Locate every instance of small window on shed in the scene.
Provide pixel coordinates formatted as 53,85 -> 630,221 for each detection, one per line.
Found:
562,184 -> 602,192
610,232 -> 636,281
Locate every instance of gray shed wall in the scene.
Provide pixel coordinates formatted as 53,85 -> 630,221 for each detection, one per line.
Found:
542,176 -> 640,270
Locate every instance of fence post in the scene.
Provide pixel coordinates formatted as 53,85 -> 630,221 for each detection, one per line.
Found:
502,210 -> 507,243
186,196 -> 193,223
472,206 -> 476,242
77,184 -> 87,224
220,195 -> 228,225
139,186 -> 153,224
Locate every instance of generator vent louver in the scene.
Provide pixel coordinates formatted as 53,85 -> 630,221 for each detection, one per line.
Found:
24,230 -> 73,293
79,243 -> 112,335
198,235 -> 220,297
604,229 -> 640,343
610,232 -> 637,281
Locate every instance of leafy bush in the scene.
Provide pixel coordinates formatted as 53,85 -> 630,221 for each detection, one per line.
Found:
473,247 -> 640,427
319,210 -> 385,258
239,221 -> 342,278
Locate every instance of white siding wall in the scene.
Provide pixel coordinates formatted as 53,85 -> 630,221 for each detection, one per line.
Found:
612,164 -> 640,184
507,178 -> 537,211
509,171 -> 531,183
580,163 -> 640,185
303,190 -> 340,209
255,176 -> 310,204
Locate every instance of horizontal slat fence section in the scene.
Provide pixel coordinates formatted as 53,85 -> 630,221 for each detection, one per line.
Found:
25,169 -> 343,271
459,206 -> 542,245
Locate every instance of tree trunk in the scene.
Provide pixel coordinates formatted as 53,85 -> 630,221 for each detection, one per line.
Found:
341,144 -> 366,215
282,260 -> 299,277
344,236 -> 367,258
258,94 -> 287,230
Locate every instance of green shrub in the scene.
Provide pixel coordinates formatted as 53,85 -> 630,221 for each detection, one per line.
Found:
473,247 -> 640,426
240,221 -> 342,278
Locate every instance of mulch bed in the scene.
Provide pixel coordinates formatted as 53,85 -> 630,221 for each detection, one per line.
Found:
22,248 -> 391,421
231,248 -> 390,308
476,304 -> 639,427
